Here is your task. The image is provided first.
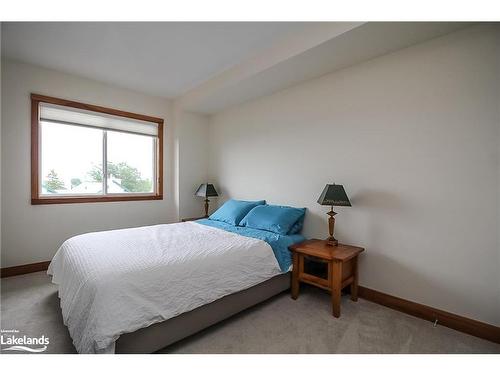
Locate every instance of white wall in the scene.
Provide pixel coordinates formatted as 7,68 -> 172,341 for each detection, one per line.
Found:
1,60 -> 176,267
175,108 -> 210,219
208,25 -> 500,325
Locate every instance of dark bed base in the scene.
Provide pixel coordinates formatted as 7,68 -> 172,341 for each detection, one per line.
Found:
115,272 -> 291,353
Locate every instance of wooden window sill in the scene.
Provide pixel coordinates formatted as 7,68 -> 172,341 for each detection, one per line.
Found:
31,194 -> 163,205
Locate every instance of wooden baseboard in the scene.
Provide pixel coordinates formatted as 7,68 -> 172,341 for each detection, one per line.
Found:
1,261 -> 51,278
358,286 -> 500,344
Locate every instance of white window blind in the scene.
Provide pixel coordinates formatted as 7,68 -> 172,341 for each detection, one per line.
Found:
39,103 -> 158,137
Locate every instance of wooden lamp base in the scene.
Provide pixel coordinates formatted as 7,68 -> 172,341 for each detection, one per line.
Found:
326,236 -> 338,246
326,207 -> 338,246
204,198 -> 210,218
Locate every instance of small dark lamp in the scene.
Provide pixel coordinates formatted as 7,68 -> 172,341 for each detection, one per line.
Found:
195,184 -> 219,217
317,184 -> 351,246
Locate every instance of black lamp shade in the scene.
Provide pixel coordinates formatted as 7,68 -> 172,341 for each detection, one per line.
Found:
317,184 -> 351,207
195,183 -> 219,198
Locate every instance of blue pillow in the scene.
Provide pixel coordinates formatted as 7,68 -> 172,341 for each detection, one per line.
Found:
239,205 -> 306,235
288,214 -> 305,234
209,199 -> 266,226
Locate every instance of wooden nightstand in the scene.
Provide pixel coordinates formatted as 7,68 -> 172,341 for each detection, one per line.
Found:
289,239 -> 364,318
181,216 -> 207,222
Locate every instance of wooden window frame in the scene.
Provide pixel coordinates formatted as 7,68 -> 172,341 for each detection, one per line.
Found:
31,93 -> 164,205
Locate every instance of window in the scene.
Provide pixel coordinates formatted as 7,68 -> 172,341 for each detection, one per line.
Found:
31,94 -> 164,204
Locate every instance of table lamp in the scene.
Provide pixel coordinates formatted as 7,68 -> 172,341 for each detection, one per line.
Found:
195,183 -> 219,217
317,184 -> 351,246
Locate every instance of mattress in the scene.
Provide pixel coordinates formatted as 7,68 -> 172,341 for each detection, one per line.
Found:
48,221 -> 285,353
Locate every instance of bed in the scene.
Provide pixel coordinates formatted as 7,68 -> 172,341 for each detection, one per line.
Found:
48,216 -> 304,354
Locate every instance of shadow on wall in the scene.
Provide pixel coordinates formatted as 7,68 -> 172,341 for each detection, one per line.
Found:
358,250 -> 482,322
302,210 -> 329,239
350,188 -> 406,212
348,188 -> 408,246
340,188 -> 492,322
303,188 -> 407,241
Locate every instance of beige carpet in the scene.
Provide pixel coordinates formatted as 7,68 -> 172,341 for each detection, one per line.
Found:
1,271 -> 498,354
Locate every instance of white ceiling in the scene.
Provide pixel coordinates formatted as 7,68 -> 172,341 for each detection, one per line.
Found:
180,22 -> 472,113
1,22 -> 474,113
1,22 -> 305,97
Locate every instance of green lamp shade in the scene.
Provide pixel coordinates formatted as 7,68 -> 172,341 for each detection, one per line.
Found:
195,183 -> 219,198
317,184 -> 351,206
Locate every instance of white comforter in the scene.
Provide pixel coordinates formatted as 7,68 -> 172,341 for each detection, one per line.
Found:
48,221 -> 282,353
